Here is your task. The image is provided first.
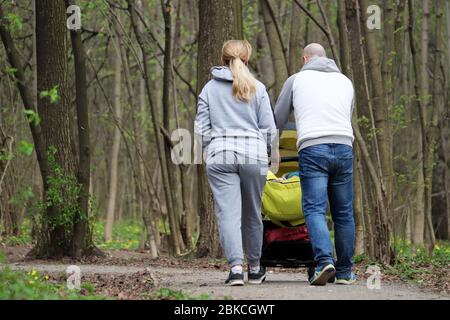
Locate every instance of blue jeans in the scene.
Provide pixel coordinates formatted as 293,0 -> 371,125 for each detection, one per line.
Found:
299,144 -> 355,278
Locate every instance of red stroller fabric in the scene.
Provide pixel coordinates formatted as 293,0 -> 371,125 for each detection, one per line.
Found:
264,225 -> 309,246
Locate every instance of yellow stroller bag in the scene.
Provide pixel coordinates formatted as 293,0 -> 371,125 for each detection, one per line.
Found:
261,171 -> 305,228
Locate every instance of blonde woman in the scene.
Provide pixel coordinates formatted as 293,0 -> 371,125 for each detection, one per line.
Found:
194,40 -> 276,286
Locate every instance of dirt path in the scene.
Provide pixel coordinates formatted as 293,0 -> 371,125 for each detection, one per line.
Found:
6,262 -> 449,300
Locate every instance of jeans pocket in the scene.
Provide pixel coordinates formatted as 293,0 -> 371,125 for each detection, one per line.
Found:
299,152 -> 328,178
339,157 -> 353,175
337,146 -> 353,160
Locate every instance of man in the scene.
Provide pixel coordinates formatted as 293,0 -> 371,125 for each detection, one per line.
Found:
275,43 -> 356,286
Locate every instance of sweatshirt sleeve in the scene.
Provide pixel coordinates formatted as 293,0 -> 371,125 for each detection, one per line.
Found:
194,86 -> 211,148
274,74 -> 296,130
258,89 -> 277,156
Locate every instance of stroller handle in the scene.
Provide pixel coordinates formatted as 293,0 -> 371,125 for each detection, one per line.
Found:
280,156 -> 299,163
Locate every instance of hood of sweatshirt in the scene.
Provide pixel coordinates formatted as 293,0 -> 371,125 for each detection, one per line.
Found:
301,57 -> 341,73
211,66 -> 234,82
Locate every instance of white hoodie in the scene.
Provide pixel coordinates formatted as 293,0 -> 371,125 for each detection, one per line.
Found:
274,57 -> 354,151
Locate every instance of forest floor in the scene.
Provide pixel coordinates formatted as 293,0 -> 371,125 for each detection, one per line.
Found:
1,245 -> 449,300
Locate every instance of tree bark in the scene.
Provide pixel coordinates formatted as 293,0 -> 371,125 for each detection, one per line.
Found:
422,0 -> 443,249
33,0 -> 78,257
66,0 -> 96,258
128,0 -> 181,256
161,0 -> 186,255
259,0 -> 289,97
346,0 -> 392,264
0,6 -> 50,191
105,15 -> 123,243
337,0 -> 351,76
288,1 -> 302,74
195,0 -> 239,258
359,0 -> 393,220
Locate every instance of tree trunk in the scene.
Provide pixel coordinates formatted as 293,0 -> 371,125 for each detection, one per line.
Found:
66,0 -> 96,258
128,0 -> 181,256
346,0 -> 392,264
161,0 -> 186,255
359,0 -> 393,221
408,0 -> 434,247
337,0 -> 351,76
234,0 -> 244,40
423,0 -> 443,249
105,15 -> 123,243
259,0 -> 289,97
288,1 -> 302,74
354,147 -> 365,256
0,6 -> 50,194
195,0 -> 239,258
33,0 -> 78,258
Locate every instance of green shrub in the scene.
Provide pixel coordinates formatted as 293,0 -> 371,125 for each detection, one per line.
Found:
0,264 -> 107,300
93,219 -> 141,250
385,240 -> 450,281
150,288 -> 210,300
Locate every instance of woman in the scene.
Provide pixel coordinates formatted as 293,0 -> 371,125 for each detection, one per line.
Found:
194,40 -> 276,286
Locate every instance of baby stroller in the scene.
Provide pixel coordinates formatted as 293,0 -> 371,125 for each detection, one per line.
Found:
261,123 -> 316,278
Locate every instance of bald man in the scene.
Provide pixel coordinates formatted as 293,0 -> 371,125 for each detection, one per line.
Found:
274,43 -> 356,286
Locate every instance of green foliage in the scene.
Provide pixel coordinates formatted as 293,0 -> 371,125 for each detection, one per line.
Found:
23,109 -> 41,126
150,288 -> 210,300
18,140 -> 34,156
243,3 -> 261,39
353,240 -> 450,286
0,150 -> 13,162
81,0 -> 108,12
386,50 -> 397,67
81,282 -> 96,295
5,13 -> 23,32
4,66 -> 17,77
32,146 -> 97,246
385,240 -> 450,281
353,254 -> 367,264
357,115 -> 370,129
39,86 -> 60,104
9,187 -> 35,208
93,219 -> 141,250
37,146 -> 81,232
391,104 -> 407,129
0,267 -> 107,300
0,219 -> 33,246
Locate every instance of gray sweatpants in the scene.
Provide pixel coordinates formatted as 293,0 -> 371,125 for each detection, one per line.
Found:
206,152 -> 268,266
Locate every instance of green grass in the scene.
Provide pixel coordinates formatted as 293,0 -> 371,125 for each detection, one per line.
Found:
149,288 -> 210,300
354,240 -> 450,287
0,219 -> 33,246
92,219 -> 142,250
0,252 -> 108,300
385,240 -> 450,282
1,218 -> 171,251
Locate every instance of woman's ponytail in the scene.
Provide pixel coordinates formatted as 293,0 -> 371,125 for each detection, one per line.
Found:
222,40 -> 257,103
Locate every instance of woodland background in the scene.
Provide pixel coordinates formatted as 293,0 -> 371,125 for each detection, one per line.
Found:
0,0 -> 449,267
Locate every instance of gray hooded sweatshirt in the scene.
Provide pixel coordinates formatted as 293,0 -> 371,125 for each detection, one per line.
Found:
274,57 -> 355,151
194,67 -> 276,163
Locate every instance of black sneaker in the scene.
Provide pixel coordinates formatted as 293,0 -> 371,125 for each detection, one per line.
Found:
248,266 -> 266,284
225,271 -> 244,286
